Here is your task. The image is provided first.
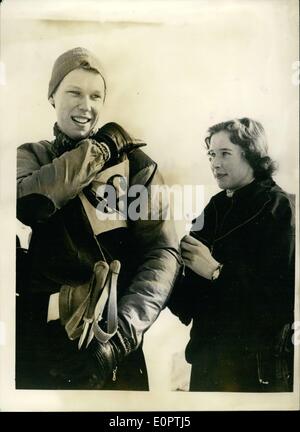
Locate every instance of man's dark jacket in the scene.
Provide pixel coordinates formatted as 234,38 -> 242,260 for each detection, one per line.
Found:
16,132 -> 180,388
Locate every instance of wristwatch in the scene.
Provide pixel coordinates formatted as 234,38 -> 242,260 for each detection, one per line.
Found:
211,264 -> 223,281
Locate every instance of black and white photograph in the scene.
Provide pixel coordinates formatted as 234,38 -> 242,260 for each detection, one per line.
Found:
0,0 -> 299,413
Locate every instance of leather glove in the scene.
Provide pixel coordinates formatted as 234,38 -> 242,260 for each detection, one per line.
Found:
49,327 -> 135,389
49,338 -> 103,389
91,327 -> 135,386
93,122 -> 146,167
59,261 -> 110,340
59,282 -> 89,327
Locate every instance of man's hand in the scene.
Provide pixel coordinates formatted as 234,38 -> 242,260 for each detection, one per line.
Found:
49,340 -> 104,389
94,122 -> 146,167
49,328 -> 134,389
180,235 -> 220,280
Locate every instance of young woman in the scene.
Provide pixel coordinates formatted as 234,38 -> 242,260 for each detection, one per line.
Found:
169,118 -> 295,392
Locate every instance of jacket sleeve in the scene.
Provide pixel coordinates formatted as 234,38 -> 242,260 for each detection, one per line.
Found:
17,140 -> 108,225
116,167 -> 182,347
167,200 -> 214,325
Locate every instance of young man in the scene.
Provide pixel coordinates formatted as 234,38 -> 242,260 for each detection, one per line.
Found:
16,47 -> 180,390
169,118 -> 295,392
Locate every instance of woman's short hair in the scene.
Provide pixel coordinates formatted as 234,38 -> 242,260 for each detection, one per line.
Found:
205,117 -> 277,180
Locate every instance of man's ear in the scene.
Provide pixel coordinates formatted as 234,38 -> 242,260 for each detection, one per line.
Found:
49,96 -> 55,108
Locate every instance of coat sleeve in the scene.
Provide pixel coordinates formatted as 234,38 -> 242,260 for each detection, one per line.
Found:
17,140 -> 108,225
116,167 -> 182,347
167,200 -> 215,325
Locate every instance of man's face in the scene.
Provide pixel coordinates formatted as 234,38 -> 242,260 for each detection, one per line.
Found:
51,68 -> 105,140
207,130 -> 254,191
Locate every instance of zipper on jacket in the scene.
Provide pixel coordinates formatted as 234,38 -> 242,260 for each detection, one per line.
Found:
181,260 -> 186,277
256,352 -> 269,385
112,366 -> 118,382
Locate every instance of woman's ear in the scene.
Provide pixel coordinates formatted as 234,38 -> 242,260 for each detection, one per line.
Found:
49,96 -> 55,108
241,150 -> 247,159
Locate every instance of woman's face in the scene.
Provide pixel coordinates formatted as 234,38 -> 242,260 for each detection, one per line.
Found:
50,68 -> 105,140
207,130 -> 254,191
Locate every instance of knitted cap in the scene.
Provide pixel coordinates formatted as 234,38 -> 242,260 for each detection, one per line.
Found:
48,47 -> 106,99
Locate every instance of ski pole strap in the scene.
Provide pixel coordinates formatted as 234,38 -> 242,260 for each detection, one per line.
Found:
92,260 -> 120,344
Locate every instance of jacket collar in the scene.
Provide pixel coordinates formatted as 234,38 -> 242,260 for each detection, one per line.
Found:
214,178 -> 275,205
128,149 -> 157,188
212,178 -> 275,243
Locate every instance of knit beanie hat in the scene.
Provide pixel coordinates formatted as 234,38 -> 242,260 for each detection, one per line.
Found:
48,47 -> 106,99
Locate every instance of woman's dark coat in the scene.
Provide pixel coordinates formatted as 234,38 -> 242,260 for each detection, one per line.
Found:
169,179 -> 295,391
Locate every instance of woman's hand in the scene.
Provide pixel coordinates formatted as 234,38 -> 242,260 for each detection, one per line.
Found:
180,235 -> 220,280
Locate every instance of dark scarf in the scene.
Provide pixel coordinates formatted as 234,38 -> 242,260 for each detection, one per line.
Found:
51,122 -> 96,157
